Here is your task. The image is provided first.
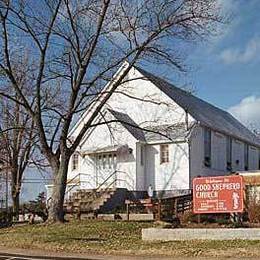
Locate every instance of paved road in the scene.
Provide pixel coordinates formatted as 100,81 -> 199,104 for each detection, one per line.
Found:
0,252 -> 259,260
0,254 -> 96,260
0,254 -> 159,260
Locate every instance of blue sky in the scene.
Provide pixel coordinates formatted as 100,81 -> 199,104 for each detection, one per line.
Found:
188,0 -> 260,130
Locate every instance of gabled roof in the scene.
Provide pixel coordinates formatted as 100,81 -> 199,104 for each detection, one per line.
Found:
109,108 -> 191,143
108,109 -> 146,141
83,145 -> 120,155
144,123 -> 189,143
136,66 -> 260,147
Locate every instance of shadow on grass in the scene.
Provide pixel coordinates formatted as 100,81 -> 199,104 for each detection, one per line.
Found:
71,237 -> 106,242
44,236 -> 106,243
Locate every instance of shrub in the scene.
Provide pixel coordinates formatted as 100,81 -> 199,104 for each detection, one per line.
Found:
179,210 -> 196,223
247,200 -> 260,223
245,185 -> 260,223
0,211 -> 13,227
179,210 -> 230,225
22,192 -> 48,222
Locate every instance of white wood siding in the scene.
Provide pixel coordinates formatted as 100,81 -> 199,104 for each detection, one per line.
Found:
190,125 -> 260,186
189,125 -> 226,184
107,68 -> 195,127
145,142 -> 189,191
136,143 -> 146,191
249,146 -> 259,170
211,131 -> 226,171
232,140 -> 244,172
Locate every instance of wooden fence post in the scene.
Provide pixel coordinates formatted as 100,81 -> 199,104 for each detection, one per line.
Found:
174,198 -> 178,216
157,199 -> 161,221
126,203 -> 129,221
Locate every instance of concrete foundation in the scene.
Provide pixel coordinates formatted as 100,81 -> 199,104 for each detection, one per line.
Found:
119,213 -> 154,221
97,213 -> 154,221
97,214 -> 116,221
142,228 -> 260,241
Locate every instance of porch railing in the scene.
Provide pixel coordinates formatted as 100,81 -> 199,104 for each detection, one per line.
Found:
47,170 -> 133,206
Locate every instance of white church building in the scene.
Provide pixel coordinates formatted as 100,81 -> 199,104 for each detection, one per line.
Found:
47,64 -> 260,199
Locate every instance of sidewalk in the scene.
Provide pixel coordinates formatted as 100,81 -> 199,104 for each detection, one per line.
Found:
0,247 -> 258,260
0,247 -> 179,260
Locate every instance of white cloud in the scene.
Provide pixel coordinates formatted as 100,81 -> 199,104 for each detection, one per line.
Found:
220,37 -> 260,64
228,96 -> 260,131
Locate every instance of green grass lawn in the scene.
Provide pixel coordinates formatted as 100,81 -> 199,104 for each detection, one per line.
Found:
0,220 -> 260,257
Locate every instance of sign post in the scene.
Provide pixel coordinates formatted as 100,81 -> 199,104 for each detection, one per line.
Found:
193,175 -> 244,214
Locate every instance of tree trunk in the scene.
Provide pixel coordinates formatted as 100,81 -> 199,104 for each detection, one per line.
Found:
47,155 -> 70,223
12,192 -> 20,221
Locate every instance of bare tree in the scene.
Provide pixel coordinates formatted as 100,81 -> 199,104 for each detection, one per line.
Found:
0,0 -> 226,222
0,58 -> 38,219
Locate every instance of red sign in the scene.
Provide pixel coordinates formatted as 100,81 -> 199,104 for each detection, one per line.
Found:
193,175 -> 244,214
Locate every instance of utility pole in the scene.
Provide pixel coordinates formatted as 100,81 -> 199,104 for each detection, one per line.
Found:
0,159 -> 4,212
5,167 -> 8,212
0,159 -> 8,213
